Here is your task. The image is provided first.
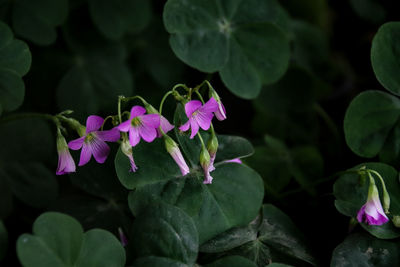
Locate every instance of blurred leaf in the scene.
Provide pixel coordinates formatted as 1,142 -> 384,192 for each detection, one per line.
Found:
379,121 -> 400,168
350,0 -> 386,24
12,0 -> 68,45
17,212 -> 126,267
0,21 -> 31,115
280,0 -> 330,29
205,255 -> 257,267
0,221 -> 7,261
371,22 -> 400,96
331,233 -> 400,266
132,256 -> 187,267
131,203 -> 198,264
200,204 -> 316,266
57,43 -> 134,119
334,162 -> 400,239
343,91 -> 400,158
2,162 -> 58,209
0,172 -> 13,219
163,0 -> 290,99
89,0 -> 152,40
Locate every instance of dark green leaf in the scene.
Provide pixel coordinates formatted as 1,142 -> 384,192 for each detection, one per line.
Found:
334,162 -> 400,239
89,0 -> 152,40
163,0 -> 290,99
0,21 -> 31,114
132,256 -> 187,267
205,255 -> 257,267
343,90 -> 400,158
17,212 -> 126,267
131,203 -> 198,264
331,233 -> 400,267
12,0 -> 68,45
350,0 -> 386,24
371,22 -> 400,95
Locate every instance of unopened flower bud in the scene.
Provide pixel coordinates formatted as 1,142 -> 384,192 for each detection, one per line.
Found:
200,147 -> 213,184
164,135 -> 189,176
207,133 -> 218,172
121,138 -> 138,172
209,87 -> 226,121
56,130 -> 76,175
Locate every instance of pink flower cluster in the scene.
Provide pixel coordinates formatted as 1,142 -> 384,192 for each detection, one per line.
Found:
56,95 -> 229,184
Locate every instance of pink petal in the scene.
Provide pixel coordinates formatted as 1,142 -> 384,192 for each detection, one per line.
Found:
179,120 -> 191,132
140,114 -> 160,128
184,100 -> 202,118
96,128 -> 120,142
90,138 -> 110,164
128,154 -> 138,172
139,124 -> 157,143
157,116 -> 175,137
117,120 -> 131,132
199,97 -> 218,114
225,158 -> 242,164
215,102 -> 227,121
130,106 -> 146,118
193,111 -> 213,130
86,115 -> 104,133
68,136 -> 85,150
189,120 -> 199,139
56,150 -> 76,175
129,128 -> 140,147
79,143 -> 92,166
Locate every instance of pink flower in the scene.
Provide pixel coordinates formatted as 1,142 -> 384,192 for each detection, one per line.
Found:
117,106 -> 160,146
209,87 -> 226,121
121,138 -> 138,172
225,158 -> 242,164
68,115 -> 120,166
164,135 -> 189,176
158,116 -> 174,137
56,132 -> 76,175
179,98 -> 218,139
357,183 -> 389,225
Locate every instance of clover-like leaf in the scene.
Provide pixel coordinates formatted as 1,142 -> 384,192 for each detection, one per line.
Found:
205,256 -> 257,267
163,0 -> 290,99
131,203 -> 198,264
344,90 -> 400,158
331,233 -> 400,266
89,0 -> 152,40
17,212 -> 126,267
371,22 -> 400,96
200,204 -> 317,266
0,21 -> 31,115
12,0 -> 68,45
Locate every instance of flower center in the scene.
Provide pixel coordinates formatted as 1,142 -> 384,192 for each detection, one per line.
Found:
131,117 -> 142,127
85,133 -> 96,143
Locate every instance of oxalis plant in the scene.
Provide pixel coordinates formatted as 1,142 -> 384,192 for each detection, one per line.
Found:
1,0 -> 400,266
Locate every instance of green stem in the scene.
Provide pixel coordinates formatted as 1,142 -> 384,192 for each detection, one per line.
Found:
197,132 -> 205,148
194,90 -> 205,104
172,83 -> 190,93
159,91 -> 174,114
101,115 -> 114,130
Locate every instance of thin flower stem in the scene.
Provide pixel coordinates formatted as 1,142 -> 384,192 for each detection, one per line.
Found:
118,96 -> 124,124
196,132 -> 205,148
194,90 -> 205,104
172,83 -> 190,93
101,115 -> 114,130
118,95 -> 148,124
159,91 -> 174,114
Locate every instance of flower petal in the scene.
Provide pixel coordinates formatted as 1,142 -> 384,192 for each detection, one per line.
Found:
90,138 -> 110,164
158,116 -> 175,137
86,115 -> 104,133
139,124 -> 157,142
96,128 -> 120,142
199,97 -> 218,114
215,101 -> 227,121
117,120 -> 131,132
184,100 -> 202,118
56,150 -> 76,175
189,120 -> 199,139
79,143 -> 92,166
130,106 -> 146,118
179,120 -> 191,132
141,114 -> 160,128
194,111 -> 213,130
68,136 -> 85,150
129,128 -> 140,147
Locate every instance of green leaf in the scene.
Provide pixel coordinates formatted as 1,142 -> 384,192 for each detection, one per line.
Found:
2,162 -> 58,208
163,0 -> 290,99
331,233 -> 400,266
200,204 -> 317,266
89,0 -> 152,40
132,256 -> 188,267
379,121 -> 400,167
343,90 -> 400,158
56,44 -> 134,119
0,21 -> 31,114
0,221 -> 7,261
350,0 -> 386,24
371,22 -> 400,96
205,256 -> 257,267
0,172 -> 13,219
334,162 -> 400,239
12,0 -> 68,45
129,163 -> 264,244
17,212 -> 126,267
131,203 -> 198,264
